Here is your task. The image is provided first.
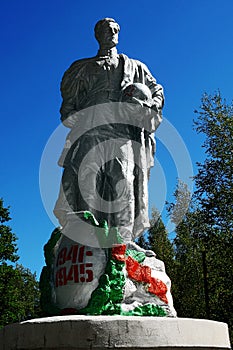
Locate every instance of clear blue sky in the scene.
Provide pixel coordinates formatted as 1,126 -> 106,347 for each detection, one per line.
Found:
1,0 -> 233,277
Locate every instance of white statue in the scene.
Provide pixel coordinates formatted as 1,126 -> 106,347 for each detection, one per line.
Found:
54,18 -> 164,248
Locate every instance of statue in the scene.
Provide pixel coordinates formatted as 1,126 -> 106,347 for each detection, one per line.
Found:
54,18 -> 164,247
40,18 -> 176,317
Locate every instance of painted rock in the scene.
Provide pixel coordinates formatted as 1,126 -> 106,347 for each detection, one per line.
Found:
40,229 -> 176,317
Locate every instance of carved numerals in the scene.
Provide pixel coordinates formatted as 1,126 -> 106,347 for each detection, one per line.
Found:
55,244 -> 93,286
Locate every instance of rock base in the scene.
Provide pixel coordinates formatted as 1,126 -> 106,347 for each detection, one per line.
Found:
40,231 -> 176,317
0,316 -> 231,350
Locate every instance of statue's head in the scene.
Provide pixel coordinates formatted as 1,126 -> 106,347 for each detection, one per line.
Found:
94,18 -> 120,48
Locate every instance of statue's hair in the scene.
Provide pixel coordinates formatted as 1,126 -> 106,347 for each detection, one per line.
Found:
94,18 -> 120,42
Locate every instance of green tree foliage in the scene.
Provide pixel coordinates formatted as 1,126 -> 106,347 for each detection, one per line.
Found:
167,93 -> 233,343
167,182 -> 206,318
194,92 -> 233,234
0,198 -> 41,328
136,232 -> 148,251
0,198 -> 18,263
172,208 -> 233,341
167,180 -> 191,228
0,264 -> 41,326
172,221 -> 206,318
194,93 -> 233,341
147,209 -> 175,277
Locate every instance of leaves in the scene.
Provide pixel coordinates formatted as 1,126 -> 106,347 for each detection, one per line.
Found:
0,199 -> 41,328
140,208 -> 176,279
166,93 -> 233,343
0,264 -> 41,326
0,199 -> 19,264
194,92 -> 233,233
0,199 -> 11,223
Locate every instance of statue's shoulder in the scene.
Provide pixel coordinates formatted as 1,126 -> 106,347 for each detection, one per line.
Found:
61,56 -> 97,93
132,58 -> 150,72
120,54 -> 150,72
63,56 -> 97,75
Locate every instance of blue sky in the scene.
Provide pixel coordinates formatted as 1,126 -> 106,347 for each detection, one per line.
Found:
1,0 -> 233,277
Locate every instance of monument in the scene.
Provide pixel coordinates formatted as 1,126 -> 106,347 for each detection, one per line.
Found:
39,17 -> 176,317
1,18 -> 230,350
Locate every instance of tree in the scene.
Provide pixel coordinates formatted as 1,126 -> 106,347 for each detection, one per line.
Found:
172,212 -> 208,318
194,93 -> 233,341
167,181 -> 207,318
145,208 -> 175,278
0,198 -> 41,327
194,92 -> 233,235
167,94 -> 233,343
0,198 -> 18,263
166,180 -> 191,229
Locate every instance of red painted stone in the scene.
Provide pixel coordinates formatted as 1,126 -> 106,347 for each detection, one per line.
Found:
112,244 -> 127,261
112,244 -> 168,304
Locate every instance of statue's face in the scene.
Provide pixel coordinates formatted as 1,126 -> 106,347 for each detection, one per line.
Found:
98,21 -> 119,48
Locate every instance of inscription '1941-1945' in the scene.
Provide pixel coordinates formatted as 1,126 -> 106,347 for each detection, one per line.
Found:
55,244 -> 94,286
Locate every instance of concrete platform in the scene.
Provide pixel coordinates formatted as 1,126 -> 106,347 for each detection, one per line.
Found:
0,315 -> 231,350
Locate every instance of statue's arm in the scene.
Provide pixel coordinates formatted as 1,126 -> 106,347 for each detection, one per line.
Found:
133,60 -> 164,113
59,61 -> 86,128
143,64 -> 164,113
60,98 -> 77,128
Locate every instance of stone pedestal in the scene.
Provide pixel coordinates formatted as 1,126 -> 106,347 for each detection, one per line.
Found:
0,316 -> 230,350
